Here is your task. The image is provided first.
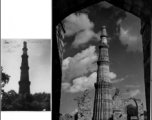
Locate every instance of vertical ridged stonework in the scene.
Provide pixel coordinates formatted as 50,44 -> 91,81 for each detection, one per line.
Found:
92,26 -> 112,120
19,41 -> 31,94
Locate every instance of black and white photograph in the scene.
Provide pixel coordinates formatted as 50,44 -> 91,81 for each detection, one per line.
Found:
1,0 -> 51,120
1,39 -> 51,111
52,1 -> 151,120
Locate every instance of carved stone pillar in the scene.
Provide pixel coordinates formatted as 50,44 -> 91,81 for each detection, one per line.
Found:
52,22 -> 65,120
56,22 -> 66,66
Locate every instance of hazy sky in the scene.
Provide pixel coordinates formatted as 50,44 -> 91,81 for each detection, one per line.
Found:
1,39 -> 51,94
60,1 -> 146,115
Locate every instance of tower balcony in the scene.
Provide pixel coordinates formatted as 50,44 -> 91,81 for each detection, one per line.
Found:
19,80 -> 31,86
99,43 -> 109,48
97,59 -> 110,65
94,81 -> 112,89
100,26 -> 107,37
21,54 -> 29,58
20,66 -> 29,70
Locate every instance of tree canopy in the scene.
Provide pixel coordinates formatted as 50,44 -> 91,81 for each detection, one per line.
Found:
1,67 -> 10,94
2,90 -> 51,111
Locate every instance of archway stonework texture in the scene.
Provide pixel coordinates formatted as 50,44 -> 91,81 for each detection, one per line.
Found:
52,0 -> 151,120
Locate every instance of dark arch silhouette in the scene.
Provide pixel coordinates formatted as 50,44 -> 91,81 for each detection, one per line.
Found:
127,98 -> 141,120
52,1 -> 151,120
53,0 -> 150,26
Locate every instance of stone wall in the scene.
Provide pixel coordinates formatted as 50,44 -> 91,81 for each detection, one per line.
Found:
74,89 -> 92,120
140,19 -> 151,120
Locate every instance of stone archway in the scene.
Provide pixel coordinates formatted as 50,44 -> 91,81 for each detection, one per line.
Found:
52,1 -> 151,120
128,98 -> 144,120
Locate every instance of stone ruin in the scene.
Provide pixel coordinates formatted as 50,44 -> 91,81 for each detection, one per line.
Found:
74,89 -> 92,120
60,88 -> 144,120
112,88 -> 128,120
112,88 -> 144,120
135,99 -> 144,120
60,89 -> 92,120
60,113 -> 74,120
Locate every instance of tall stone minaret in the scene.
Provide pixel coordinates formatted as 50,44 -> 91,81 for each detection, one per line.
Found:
92,26 -> 112,120
19,41 -> 31,94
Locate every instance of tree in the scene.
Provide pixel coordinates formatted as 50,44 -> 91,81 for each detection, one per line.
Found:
1,91 -> 51,111
1,67 -> 10,95
33,92 -> 51,111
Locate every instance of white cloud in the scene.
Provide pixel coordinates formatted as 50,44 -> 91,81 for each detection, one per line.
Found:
118,12 -> 142,52
119,27 -> 142,52
64,13 -> 101,47
130,89 -> 140,97
62,71 -> 124,93
62,46 -> 125,93
123,89 -> 141,97
62,46 -> 98,82
108,72 -> 117,79
112,78 -> 124,83
64,13 -> 94,36
62,57 -> 71,70
125,85 -> 140,88
72,30 -> 96,48
62,72 -> 97,93
108,72 -> 125,83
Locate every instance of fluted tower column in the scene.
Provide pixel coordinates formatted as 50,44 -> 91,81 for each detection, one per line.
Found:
92,26 -> 112,120
19,41 -> 31,94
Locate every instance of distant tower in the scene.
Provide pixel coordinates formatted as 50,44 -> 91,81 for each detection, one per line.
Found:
19,41 -> 31,94
92,26 -> 112,120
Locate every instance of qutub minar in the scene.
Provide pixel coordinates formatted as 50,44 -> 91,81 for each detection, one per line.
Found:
18,41 -> 31,94
92,26 -> 113,120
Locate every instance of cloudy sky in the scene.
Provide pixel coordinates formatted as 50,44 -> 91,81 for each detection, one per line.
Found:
1,39 -> 51,94
60,1 -> 146,115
